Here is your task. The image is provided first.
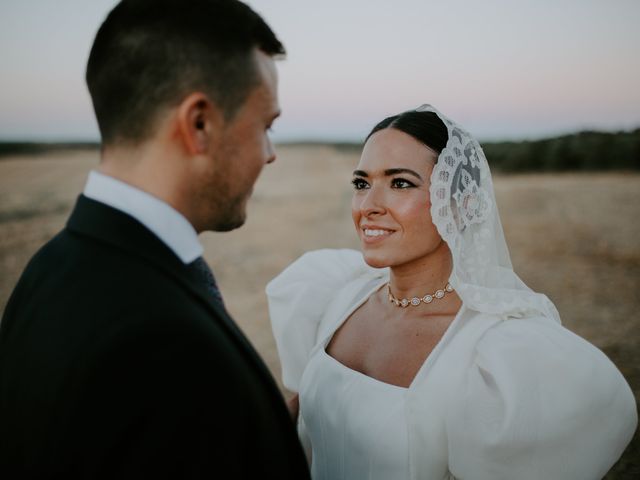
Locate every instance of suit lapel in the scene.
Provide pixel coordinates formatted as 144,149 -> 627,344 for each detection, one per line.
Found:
66,195 -> 281,392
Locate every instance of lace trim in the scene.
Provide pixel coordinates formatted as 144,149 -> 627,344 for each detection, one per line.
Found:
417,104 -> 560,322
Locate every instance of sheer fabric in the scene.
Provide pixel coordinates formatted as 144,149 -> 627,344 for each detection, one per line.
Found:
419,104 -> 560,321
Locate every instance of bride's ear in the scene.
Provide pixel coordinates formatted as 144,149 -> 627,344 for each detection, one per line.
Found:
176,92 -> 223,155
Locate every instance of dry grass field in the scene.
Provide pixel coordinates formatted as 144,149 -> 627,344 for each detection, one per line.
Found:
1,146 -> 638,478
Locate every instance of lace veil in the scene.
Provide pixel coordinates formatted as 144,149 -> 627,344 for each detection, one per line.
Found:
417,104 -> 560,322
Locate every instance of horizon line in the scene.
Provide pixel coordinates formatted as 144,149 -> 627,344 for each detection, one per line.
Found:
0,124 -> 639,147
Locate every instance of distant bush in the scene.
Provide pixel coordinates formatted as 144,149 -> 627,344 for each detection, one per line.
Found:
480,129 -> 640,172
0,142 -> 99,158
310,129 -> 640,172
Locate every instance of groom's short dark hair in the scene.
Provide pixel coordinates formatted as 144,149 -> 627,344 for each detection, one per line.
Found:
86,0 -> 285,146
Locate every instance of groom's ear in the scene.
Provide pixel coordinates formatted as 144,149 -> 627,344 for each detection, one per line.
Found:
175,92 -> 224,155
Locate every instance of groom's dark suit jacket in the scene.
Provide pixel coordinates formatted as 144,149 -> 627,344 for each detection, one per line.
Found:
0,196 -> 310,479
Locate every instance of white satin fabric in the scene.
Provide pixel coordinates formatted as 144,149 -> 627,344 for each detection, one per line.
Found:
300,345 -> 410,479
267,249 -> 637,480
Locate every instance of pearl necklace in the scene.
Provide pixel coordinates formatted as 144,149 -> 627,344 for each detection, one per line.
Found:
387,282 -> 454,308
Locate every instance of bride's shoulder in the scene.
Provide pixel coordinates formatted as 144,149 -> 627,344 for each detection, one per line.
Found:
474,314 -> 613,365
461,313 -> 629,388
266,248 -> 383,294
266,249 -> 386,392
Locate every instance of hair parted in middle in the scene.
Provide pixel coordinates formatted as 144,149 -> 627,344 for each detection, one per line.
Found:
86,0 -> 285,146
366,110 -> 449,156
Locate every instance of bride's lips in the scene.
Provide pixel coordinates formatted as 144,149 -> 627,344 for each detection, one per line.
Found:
360,225 -> 396,244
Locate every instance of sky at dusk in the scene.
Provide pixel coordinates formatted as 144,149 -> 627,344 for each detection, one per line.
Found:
0,0 -> 639,142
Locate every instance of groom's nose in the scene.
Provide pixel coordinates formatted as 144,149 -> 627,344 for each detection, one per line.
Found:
266,138 -> 276,164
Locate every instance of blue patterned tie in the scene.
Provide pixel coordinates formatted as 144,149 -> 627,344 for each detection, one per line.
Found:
189,257 -> 225,307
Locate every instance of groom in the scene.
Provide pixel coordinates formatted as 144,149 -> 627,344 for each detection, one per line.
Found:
0,1 -> 309,478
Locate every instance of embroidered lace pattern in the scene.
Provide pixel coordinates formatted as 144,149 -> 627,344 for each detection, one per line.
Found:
417,104 -> 560,321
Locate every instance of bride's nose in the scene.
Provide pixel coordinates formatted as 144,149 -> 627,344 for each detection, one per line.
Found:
359,186 -> 386,217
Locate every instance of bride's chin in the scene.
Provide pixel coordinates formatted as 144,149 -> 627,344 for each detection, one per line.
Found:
361,251 -> 393,269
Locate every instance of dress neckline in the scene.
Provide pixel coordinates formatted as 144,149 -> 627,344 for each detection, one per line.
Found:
321,346 -> 409,392
319,277 -> 466,390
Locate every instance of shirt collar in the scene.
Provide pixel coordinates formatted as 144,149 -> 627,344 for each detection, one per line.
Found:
83,170 -> 203,264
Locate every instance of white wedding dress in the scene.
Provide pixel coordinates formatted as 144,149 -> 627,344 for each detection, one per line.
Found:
267,105 -> 637,479
268,250 -> 636,480
301,340 -> 410,480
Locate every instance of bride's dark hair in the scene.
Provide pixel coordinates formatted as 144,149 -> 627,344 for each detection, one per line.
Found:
366,110 -> 449,156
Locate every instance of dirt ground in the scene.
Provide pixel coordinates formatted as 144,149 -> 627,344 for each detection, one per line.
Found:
1,146 -> 638,477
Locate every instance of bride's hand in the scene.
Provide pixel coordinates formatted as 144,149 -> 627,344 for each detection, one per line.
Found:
286,393 -> 299,422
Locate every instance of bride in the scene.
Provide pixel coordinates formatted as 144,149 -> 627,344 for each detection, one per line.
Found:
266,105 -> 636,479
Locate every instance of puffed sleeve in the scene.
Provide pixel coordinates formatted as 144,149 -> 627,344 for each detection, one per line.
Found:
266,249 -> 378,392
447,316 -> 637,480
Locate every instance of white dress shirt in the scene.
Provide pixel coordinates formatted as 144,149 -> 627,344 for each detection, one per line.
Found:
83,170 -> 203,264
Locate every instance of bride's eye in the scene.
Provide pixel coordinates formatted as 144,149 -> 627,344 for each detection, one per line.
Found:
391,178 -> 415,189
351,178 -> 369,190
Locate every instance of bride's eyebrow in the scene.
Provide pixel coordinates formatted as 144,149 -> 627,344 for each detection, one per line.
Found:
384,168 -> 422,180
352,168 -> 422,181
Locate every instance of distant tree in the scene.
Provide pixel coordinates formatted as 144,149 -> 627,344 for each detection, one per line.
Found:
481,129 -> 640,172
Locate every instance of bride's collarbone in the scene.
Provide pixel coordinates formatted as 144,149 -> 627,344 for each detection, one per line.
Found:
326,300 -> 456,387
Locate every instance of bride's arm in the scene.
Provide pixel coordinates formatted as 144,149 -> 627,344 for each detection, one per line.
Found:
446,316 -> 636,480
286,393 -> 299,422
